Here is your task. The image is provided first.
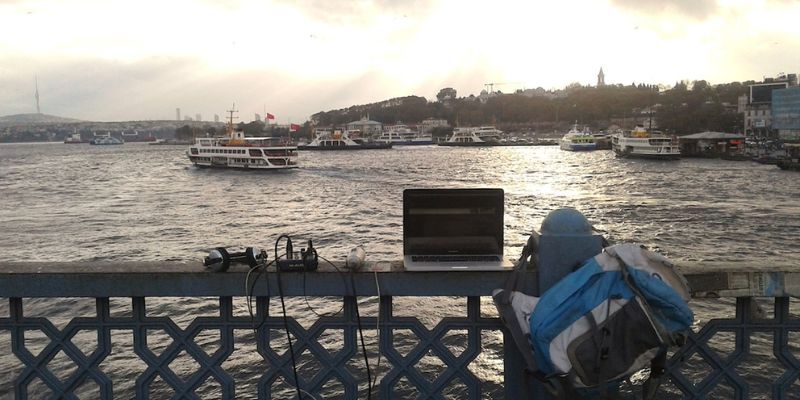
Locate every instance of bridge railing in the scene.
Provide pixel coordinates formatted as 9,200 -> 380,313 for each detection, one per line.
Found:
0,261 -> 798,399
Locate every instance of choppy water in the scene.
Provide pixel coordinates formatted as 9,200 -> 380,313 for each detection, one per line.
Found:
1,142 -> 798,264
1,142 -> 799,398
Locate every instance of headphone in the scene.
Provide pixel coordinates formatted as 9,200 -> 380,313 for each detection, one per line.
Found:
203,247 -> 263,272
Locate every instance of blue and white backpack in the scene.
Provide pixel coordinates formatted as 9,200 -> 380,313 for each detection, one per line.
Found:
494,242 -> 694,398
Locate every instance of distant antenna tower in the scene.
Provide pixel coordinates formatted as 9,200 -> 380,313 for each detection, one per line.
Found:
35,76 -> 41,114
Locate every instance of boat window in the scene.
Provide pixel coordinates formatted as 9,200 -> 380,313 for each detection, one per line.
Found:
249,149 -> 263,157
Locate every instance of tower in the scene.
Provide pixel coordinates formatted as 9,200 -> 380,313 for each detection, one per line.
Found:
176,108 -> 181,121
597,67 -> 605,87
35,76 -> 41,114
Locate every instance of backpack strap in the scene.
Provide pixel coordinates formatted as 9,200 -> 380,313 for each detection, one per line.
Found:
497,232 -> 539,305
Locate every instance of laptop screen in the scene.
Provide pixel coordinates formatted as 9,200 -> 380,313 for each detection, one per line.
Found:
403,188 -> 504,255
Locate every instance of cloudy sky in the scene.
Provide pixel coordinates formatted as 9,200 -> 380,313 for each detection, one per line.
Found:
1,0 -> 798,122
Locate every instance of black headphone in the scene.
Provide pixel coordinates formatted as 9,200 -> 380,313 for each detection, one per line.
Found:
204,247 -> 262,272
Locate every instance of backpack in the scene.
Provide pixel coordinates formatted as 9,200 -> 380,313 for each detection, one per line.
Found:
494,241 -> 693,399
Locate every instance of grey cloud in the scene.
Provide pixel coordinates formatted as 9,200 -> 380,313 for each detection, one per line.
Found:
611,0 -> 719,20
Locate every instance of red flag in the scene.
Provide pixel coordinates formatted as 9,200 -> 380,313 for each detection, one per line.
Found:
289,123 -> 300,132
266,113 -> 275,120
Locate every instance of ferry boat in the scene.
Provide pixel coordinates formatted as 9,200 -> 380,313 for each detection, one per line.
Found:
121,130 -> 157,142
64,131 -> 86,144
375,124 -> 433,145
438,126 -> 503,146
89,132 -> 124,145
611,125 -> 680,160
298,128 -> 392,150
186,109 -> 298,169
559,124 -> 596,151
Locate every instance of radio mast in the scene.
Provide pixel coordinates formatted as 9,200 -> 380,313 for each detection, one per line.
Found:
35,76 -> 41,114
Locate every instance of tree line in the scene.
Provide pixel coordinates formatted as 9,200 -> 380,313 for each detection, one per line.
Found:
309,80 -> 752,135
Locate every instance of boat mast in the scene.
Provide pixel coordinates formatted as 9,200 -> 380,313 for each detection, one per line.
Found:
226,103 -> 238,138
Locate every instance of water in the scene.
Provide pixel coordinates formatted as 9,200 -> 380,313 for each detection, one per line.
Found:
1,142 -> 798,264
1,142 -> 799,398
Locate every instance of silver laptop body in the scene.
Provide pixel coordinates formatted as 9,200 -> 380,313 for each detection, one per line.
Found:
403,188 -> 514,271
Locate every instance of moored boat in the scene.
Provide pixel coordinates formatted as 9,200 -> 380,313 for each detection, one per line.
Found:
559,124 -> 596,151
611,125 -> 680,160
438,126 -> 504,146
89,133 -> 124,145
375,124 -> 433,145
186,108 -> 298,170
298,128 -> 392,150
64,131 -> 87,144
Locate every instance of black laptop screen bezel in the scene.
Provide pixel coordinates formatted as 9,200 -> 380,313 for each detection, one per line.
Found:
403,188 -> 504,256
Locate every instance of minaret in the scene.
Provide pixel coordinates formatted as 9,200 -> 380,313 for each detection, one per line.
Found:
597,67 -> 605,87
35,76 -> 41,113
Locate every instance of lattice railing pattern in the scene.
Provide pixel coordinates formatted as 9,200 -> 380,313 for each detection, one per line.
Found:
0,296 -> 504,399
2,296 -> 799,399
663,297 -> 800,400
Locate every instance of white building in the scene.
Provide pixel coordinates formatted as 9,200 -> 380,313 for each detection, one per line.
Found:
420,118 -> 449,133
346,117 -> 383,136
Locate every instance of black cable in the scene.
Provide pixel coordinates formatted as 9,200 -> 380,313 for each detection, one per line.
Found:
348,263 -> 372,400
274,234 -> 303,400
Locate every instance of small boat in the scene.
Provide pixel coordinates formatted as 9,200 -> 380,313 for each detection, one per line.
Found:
89,133 -> 124,145
559,124 -> 596,151
186,107 -> 299,170
375,124 -> 433,145
438,126 -> 504,146
298,128 -> 392,150
611,125 -> 680,160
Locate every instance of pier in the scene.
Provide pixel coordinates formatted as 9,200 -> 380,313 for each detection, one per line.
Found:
1,260 -> 798,399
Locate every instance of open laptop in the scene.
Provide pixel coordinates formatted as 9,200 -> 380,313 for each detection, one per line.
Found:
403,188 -> 514,271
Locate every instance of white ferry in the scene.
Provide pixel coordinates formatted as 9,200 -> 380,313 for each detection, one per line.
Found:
611,125 -> 680,160
376,124 -> 433,145
298,128 -> 392,150
90,132 -> 124,145
559,124 -> 596,151
438,126 -> 503,146
186,109 -> 298,169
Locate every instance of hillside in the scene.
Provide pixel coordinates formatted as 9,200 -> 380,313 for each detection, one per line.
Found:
0,113 -> 83,125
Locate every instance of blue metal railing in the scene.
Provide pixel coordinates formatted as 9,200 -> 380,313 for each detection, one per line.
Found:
0,261 -> 798,399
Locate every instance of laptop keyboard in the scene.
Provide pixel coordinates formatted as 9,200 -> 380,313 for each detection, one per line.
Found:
411,255 -> 501,262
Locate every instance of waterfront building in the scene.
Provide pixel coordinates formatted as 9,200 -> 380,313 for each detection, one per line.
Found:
772,87 -> 800,141
740,74 -> 797,138
346,117 -> 382,136
195,114 -> 202,122
679,131 -> 745,157
420,118 -> 449,133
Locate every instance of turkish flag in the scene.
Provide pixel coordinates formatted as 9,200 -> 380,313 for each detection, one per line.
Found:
289,123 -> 300,132
266,113 -> 275,120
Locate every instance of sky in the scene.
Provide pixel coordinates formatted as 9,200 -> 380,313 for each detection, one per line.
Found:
1,0 -> 799,122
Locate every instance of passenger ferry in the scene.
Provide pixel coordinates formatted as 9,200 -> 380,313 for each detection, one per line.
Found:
90,132 -> 124,145
559,124 -> 596,151
375,124 -> 433,145
186,109 -> 298,169
611,125 -> 680,160
298,128 -> 392,150
438,126 -> 503,146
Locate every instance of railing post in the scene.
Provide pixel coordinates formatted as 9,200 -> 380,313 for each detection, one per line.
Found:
533,208 -> 605,398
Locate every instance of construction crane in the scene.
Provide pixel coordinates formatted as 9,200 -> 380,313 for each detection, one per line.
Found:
484,82 -> 522,93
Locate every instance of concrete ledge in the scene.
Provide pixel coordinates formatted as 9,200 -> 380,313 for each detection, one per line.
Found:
0,261 -> 797,298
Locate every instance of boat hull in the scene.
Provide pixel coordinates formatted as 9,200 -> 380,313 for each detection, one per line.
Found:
560,142 -> 597,151
298,143 -> 392,150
